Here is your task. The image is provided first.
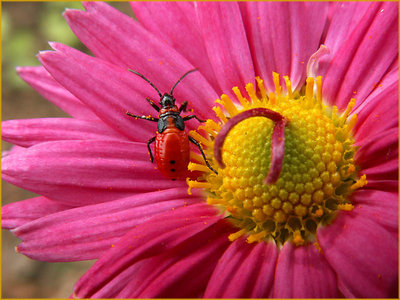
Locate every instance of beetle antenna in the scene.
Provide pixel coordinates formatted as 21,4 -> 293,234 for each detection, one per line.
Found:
170,69 -> 197,96
128,69 -> 162,98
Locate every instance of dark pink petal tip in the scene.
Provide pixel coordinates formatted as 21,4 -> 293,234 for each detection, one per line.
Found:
214,108 -> 288,184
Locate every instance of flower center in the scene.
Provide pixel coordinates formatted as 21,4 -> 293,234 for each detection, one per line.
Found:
187,73 -> 367,246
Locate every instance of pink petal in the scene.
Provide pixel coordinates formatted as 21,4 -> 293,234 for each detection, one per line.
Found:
129,220 -> 233,298
385,54 -> 399,74
322,2 -> 398,108
355,127 -> 398,173
73,203 -> 222,298
13,188 -> 202,262
362,159 -> 398,181
2,118 -> 128,147
351,189 -> 398,234
365,179 -> 398,193
355,128 -> 398,182
353,66 -> 398,141
38,44 -> 154,141
1,145 -> 26,157
240,2 -> 329,91
63,2 -> 218,118
130,2 -> 220,93
17,66 -> 98,119
322,2 -> 372,55
318,210 -> 398,297
2,140 -> 187,206
204,237 -> 278,298
273,243 -> 339,298
2,196 -> 71,230
195,2 -> 255,99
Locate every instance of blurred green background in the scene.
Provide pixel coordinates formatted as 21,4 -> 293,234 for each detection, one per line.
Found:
1,2 -> 134,298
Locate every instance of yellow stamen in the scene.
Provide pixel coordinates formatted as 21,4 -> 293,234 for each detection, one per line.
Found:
351,174 -> 368,190
316,76 -> 323,107
206,197 -> 225,205
272,72 -> 282,99
232,86 -> 250,108
247,231 -> 266,243
245,83 -> 262,106
186,179 -> 212,195
337,203 -> 355,211
293,231 -> 305,246
256,77 -> 268,100
212,106 -> 228,123
198,125 -> 217,138
342,98 -> 356,122
188,162 -> 211,173
189,131 -> 212,148
305,77 -> 314,105
216,94 -> 238,117
228,228 -> 247,242
346,113 -> 358,133
205,119 -> 221,131
197,119 -> 220,138
268,92 -> 276,106
346,165 -> 356,175
283,76 -> 293,98
190,152 -> 205,164
331,106 -> 339,124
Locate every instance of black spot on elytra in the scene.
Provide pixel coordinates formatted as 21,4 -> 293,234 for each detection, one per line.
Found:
170,160 -> 176,164
171,169 -> 176,172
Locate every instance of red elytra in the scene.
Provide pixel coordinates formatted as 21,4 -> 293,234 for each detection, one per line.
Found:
126,69 -> 218,180
155,125 -> 190,179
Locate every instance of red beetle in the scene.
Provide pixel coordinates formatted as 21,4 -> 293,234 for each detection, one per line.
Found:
126,69 -> 218,180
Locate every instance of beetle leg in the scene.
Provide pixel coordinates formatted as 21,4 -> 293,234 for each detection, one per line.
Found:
179,101 -> 188,113
126,111 -> 158,122
146,97 -> 161,112
189,136 -> 218,174
183,115 -> 206,123
147,136 -> 156,162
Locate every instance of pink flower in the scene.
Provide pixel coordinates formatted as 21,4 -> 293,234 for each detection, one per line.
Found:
2,2 -> 398,298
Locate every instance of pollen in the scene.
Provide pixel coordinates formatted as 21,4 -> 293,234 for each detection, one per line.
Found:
187,72 -> 366,246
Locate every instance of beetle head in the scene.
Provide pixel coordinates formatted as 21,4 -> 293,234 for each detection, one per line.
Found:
160,93 -> 176,108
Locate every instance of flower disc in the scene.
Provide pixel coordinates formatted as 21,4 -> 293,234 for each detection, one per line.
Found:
188,74 -> 366,246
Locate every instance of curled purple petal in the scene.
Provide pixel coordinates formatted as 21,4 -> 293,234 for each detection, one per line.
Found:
214,108 -> 287,184
265,118 -> 287,184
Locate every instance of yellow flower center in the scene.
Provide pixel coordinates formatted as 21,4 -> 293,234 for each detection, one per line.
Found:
187,73 -> 367,246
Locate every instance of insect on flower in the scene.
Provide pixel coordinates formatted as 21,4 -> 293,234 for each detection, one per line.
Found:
126,69 -> 218,180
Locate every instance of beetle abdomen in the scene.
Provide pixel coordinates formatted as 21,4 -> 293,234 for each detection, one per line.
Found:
155,128 -> 190,180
